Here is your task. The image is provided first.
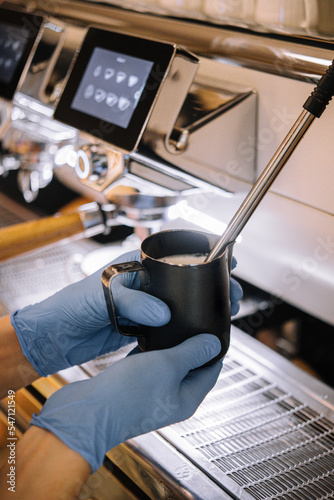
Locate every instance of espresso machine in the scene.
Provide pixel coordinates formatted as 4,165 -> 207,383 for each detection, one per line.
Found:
0,2 -> 333,499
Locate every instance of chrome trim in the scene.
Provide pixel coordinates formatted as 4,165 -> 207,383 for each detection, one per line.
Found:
3,0 -> 334,83
78,201 -> 107,237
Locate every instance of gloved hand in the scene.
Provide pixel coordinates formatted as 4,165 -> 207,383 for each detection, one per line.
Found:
230,257 -> 243,316
11,248 -> 242,378
31,333 -> 222,473
11,250 -> 171,377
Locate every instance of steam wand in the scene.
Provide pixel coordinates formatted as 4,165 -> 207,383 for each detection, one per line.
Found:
205,59 -> 334,262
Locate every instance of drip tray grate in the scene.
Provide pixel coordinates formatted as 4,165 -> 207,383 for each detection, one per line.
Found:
160,329 -> 334,499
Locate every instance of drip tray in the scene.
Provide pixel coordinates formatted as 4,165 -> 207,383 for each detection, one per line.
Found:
158,328 -> 334,499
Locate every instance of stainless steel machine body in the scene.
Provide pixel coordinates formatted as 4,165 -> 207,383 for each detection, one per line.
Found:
0,1 -> 333,499
1,0 -> 333,324
0,10 -> 83,201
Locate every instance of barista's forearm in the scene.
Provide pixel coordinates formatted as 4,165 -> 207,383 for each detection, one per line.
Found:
0,315 -> 39,399
0,426 -> 91,499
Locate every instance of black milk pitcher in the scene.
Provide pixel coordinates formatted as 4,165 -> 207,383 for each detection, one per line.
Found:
101,229 -> 234,363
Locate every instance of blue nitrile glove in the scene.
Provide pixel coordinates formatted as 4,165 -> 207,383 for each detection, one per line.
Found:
231,257 -> 243,316
31,333 -> 222,473
11,250 -> 171,377
11,248 -> 242,377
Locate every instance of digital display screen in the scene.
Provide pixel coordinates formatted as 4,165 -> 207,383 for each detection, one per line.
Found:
54,28 -> 175,152
71,47 -> 154,129
0,9 -> 43,100
0,22 -> 29,85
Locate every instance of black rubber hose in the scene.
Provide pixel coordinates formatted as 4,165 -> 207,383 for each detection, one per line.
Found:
303,60 -> 334,117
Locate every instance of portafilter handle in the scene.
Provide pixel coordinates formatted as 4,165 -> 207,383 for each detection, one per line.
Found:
0,202 -> 107,263
206,59 -> 334,262
0,194 -> 179,262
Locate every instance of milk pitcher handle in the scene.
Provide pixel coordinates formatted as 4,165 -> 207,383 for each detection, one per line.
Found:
101,261 -> 147,337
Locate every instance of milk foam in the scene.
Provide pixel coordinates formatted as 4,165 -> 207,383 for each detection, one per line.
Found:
158,253 -> 207,265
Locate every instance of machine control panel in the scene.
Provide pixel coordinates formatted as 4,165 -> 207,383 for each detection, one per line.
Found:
53,25 -> 258,197
54,28 -> 178,152
0,8 -> 43,101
